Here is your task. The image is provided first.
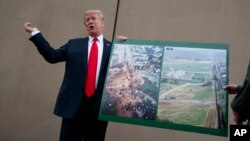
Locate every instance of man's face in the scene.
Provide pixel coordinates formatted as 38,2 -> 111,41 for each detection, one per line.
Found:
84,12 -> 104,37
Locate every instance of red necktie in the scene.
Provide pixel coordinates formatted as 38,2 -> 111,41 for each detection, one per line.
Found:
85,38 -> 98,97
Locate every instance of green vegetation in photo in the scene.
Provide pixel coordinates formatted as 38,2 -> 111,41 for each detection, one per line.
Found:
191,73 -> 206,83
160,80 -> 186,93
140,77 -> 158,101
193,86 -> 213,100
158,106 -> 209,126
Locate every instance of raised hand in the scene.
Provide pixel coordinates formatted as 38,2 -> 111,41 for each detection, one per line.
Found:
24,22 -> 39,33
116,35 -> 127,43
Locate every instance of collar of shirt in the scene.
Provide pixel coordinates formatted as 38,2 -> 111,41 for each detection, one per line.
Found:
88,34 -> 104,45
87,34 -> 104,59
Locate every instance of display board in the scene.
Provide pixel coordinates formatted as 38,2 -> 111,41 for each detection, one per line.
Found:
99,39 -> 228,136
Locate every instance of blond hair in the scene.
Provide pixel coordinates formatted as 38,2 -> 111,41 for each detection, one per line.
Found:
84,10 -> 104,21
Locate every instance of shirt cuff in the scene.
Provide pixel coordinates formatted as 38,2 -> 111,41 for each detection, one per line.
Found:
31,30 -> 40,36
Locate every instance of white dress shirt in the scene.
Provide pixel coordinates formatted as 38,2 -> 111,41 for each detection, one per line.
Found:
88,35 -> 104,88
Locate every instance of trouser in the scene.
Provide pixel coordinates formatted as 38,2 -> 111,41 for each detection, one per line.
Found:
59,95 -> 108,141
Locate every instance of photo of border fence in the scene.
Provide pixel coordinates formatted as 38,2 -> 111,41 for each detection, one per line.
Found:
158,47 -> 227,130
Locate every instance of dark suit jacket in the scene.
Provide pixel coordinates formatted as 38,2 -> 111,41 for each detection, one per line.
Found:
231,61 -> 250,119
30,33 -> 112,118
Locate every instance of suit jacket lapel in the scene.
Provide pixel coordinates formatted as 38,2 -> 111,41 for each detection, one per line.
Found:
100,39 -> 112,72
81,37 -> 89,72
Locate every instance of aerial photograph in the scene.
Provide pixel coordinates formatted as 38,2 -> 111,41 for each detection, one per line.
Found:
100,44 -> 163,120
157,46 -> 227,130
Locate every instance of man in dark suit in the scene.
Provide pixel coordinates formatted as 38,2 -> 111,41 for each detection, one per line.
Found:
24,10 -> 126,141
224,61 -> 250,125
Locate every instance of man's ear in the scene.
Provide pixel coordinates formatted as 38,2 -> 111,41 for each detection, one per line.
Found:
102,21 -> 104,29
